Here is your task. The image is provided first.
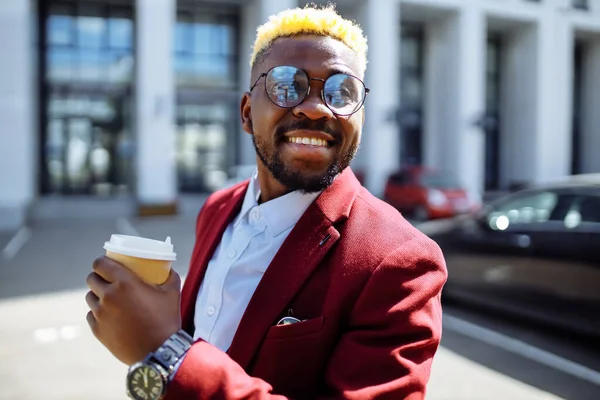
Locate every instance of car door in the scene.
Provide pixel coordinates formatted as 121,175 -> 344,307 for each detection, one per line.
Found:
442,189 -> 574,313
527,190 -> 600,336
385,171 -> 412,211
402,171 -> 423,211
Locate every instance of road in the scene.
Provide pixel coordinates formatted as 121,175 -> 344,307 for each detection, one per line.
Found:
1,213 -> 599,399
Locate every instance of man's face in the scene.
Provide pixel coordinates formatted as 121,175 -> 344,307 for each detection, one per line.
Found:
241,35 -> 365,194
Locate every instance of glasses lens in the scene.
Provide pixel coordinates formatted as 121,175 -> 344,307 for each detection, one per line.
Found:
265,66 -> 308,108
323,74 -> 365,115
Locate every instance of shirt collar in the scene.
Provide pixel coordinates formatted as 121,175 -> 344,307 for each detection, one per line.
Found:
234,170 -> 261,226
234,169 -> 321,237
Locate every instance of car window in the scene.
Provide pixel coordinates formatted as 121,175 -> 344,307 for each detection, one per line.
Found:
563,194 -> 600,228
578,195 -> 600,223
486,190 -> 578,230
390,172 -> 411,185
419,172 -> 460,189
494,191 -> 557,222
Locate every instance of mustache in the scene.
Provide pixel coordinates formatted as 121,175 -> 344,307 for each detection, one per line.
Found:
275,120 -> 340,142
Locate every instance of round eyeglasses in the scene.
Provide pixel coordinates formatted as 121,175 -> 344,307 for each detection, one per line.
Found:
250,65 -> 370,116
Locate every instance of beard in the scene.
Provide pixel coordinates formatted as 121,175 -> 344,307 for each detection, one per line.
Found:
252,131 -> 359,194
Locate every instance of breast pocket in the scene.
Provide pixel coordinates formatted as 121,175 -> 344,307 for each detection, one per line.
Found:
251,316 -> 331,397
266,316 -> 325,339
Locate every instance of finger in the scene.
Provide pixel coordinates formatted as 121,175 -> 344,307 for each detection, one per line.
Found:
85,290 -> 100,315
93,256 -> 129,283
86,271 -> 110,298
163,269 -> 182,291
86,310 -> 98,336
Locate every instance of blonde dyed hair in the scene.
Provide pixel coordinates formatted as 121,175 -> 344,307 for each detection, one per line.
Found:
250,4 -> 368,75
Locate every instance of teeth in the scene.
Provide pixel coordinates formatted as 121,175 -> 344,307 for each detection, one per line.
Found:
288,137 -> 328,147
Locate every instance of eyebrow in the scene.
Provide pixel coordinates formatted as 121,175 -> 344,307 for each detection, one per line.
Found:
327,67 -> 355,77
299,65 -> 356,79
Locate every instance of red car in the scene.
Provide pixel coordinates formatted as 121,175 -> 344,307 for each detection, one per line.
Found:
383,167 -> 480,221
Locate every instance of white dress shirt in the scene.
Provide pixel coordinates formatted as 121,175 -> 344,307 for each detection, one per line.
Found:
192,171 -> 321,352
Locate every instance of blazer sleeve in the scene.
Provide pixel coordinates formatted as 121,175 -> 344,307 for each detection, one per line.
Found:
164,237 -> 448,400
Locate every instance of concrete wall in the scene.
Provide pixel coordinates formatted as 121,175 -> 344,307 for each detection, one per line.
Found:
420,3 -> 486,197
406,0 -> 600,194
358,0 -> 402,196
0,0 -> 36,231
454,5 -> 486,197
423,12 -> 455,173
135,0 -> 177,207
500,22 -> 539,188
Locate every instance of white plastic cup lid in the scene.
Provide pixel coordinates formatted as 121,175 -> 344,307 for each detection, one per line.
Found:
103,234 -> 177,261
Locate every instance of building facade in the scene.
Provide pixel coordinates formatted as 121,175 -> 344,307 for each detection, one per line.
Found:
1,0 -> 599,231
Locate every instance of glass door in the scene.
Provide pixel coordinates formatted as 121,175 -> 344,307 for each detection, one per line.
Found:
174,2 -> 241,193
175,100 -> 238,193
41,0 -> 135,196
45,91 -> 133,195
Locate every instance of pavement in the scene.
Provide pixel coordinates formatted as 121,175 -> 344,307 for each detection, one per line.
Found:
1,213 -> 599,399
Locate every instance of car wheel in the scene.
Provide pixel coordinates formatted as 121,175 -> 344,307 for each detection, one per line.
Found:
413,205 -> 430,222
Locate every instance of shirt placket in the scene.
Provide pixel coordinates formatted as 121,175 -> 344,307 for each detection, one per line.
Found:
205,208 -> 266,341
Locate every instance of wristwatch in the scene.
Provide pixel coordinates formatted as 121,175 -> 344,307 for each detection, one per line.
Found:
126,330 -> 194,400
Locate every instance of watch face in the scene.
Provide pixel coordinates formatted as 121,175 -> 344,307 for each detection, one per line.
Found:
127,364 -> 165,400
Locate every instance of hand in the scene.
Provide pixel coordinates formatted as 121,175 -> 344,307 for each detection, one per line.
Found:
85,256 -> 182,366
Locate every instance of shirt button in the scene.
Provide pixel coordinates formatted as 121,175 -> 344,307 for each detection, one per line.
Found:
207,306 -> 215,316
228,250 -> 236,258
250,208 -> 261,221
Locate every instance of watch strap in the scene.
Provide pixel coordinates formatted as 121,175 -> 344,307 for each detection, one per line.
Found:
147,330 -> 194,376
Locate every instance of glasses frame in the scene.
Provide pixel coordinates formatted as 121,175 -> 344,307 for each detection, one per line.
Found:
249,65 -> 370,117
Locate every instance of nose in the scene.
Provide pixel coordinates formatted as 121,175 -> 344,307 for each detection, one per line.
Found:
292,83 -> 334,121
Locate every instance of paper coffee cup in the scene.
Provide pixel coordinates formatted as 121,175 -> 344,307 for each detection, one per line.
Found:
103,234 -> 177,285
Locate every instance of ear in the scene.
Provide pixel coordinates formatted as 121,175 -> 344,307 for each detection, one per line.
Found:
240,92 -> 253,135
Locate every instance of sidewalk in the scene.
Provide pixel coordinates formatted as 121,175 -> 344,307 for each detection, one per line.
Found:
0,213 -> 588,400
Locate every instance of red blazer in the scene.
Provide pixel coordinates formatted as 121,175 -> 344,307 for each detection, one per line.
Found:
166,168 -> 448,400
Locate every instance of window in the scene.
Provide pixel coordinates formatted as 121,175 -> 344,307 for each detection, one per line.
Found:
484,35 -> 503,192
485,189 -> 600,231
578,196 -> 600,223
419,171 -> 461,190
173,3 -> 241,193
485,190 -> 583,231
42,1 -> 135,196
174,4 -> 239,88
390,172 -> 411,185
400,23 -> 425,166
175,102 -> 236,192
563,194 -> 600,228
46,2 -> 134,85
493,191 -> 559,224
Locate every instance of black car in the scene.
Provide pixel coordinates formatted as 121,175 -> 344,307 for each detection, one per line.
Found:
423,174 -> 600,338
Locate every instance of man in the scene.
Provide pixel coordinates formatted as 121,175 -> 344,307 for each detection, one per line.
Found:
85,5 -> 448,399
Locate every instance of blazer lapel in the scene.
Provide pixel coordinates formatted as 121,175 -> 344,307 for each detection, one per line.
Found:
227,168 -> 361,370
181,182 -> 248,335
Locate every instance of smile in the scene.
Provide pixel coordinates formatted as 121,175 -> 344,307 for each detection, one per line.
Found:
286,137 -> 330,147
